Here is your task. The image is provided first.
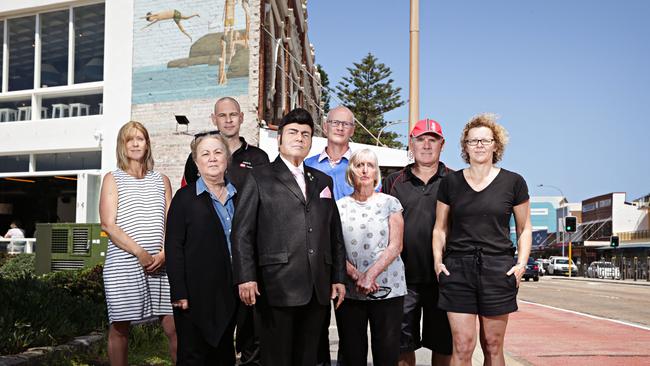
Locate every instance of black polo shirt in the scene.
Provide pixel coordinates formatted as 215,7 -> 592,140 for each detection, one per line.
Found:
382,162 -> 451,285
183,137 -> 270,190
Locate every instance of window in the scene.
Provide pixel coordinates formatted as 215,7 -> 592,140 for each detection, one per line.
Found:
0,20 -> 3,89
0,3 -> 105,121
35,151 -> 101,171
8,16 -> 36,91
74,4 -> 104,84
583,202 -> 596,212
0,155 -> 30,173
600,199 -> 611,208
531,208 -> 549,216
40,10 -> 69,88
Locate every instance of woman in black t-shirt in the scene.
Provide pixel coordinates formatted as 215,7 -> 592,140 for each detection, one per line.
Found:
432,113 -> 532,365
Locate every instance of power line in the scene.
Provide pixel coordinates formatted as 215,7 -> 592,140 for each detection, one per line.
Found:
261,25 -> 388,147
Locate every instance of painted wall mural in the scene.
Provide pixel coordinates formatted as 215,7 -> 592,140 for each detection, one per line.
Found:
132,0 -> 250,105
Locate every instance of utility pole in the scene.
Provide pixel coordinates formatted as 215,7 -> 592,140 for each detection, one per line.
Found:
409,0 -> 420,133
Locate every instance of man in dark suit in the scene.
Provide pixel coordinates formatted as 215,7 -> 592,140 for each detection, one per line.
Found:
232,108 -> 347,366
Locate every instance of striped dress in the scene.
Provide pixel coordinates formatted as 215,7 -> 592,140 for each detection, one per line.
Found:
103,169 -> 173,323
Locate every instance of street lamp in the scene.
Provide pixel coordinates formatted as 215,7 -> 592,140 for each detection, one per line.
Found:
376,120 -> 409,146
538,184 -> 566,256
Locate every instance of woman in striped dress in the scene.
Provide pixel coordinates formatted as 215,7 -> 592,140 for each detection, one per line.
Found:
99,121 -> 177,365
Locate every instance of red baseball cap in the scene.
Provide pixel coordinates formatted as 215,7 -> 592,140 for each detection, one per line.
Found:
410,118 -> 444,139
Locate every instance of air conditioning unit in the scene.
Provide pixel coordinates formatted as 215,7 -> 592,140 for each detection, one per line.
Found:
35,223 -> 108,275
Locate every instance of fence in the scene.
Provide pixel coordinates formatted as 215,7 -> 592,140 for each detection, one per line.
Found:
0,238 -> 37,254
611,256 -> 650,282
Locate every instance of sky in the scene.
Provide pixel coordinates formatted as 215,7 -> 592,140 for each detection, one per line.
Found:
307,0 -> 649,203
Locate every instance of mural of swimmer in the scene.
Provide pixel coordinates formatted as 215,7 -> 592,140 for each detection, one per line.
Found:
142,9 -> 200,41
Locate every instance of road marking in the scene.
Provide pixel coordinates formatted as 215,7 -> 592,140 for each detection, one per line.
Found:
520,300 -> 650,331
593,294 -> 620,300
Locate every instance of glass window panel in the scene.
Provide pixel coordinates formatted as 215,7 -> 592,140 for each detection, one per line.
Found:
74,4 -> 104,84
42,93 -> 102,119
0,155 -> 30,173
41,10 -> 69,88
8,16 -> 36,91
0,99 -> 31,122
35,151 -> 101,171
1,20 -> 4,90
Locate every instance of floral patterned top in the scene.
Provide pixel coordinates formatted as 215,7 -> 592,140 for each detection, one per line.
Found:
337,193 -> 406,300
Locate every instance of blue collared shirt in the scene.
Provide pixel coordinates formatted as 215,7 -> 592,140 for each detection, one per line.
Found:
196,177 -> 237,255
304,148 -> 354,201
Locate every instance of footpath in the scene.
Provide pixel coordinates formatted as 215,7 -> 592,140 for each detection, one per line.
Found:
502,300 -> 650,366
329,276 -> 650,366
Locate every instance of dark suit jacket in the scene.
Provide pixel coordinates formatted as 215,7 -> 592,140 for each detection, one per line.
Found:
231,157 -> 346,307
165,183 -> 237,347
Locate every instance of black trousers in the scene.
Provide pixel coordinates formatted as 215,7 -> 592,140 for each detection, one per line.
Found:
236,304 -> 261,365
335,296 -> 404,366
255,295 -> 329,366
174,309 -> 236,366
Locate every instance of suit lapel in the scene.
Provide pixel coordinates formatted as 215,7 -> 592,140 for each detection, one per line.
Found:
304,167 -> 319,204
272,158 -> 306,204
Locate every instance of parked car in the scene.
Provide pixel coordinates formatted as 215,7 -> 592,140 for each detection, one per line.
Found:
547,257 -> 578,276
515,257 -> 539,282
587,261 -> 621,280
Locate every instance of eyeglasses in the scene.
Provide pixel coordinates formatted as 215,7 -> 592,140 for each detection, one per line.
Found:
327,120 -> 355,129
367,286 -> 392,300
465,138 -> 494,147
194,130 -> 220,141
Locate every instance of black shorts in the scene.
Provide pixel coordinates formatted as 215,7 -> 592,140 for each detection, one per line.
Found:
438,252 -> 518,316
400,283 -> 453,354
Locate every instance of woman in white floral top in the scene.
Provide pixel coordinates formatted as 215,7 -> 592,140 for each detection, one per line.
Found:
335,148 -> 406,366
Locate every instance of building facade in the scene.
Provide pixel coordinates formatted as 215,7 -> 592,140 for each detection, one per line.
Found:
0,0 -> 323,236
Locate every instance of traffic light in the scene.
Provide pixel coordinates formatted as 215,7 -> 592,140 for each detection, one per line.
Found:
610,235 -> 619,248
565,216 -> 577,232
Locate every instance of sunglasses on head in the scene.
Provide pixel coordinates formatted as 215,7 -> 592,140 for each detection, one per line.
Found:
193,130 -> 220,141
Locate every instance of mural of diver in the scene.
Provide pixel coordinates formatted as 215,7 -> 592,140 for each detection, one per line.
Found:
142,9 -> 200,41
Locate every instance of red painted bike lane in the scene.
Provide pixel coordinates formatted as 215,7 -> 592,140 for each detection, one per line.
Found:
504,301 -> 650,366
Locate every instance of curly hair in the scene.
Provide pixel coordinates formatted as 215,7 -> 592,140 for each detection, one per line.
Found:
460,113 -> 509,164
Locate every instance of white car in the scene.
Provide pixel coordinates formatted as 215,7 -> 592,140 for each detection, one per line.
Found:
547,257 -> 578,276
587,261 -> 621,280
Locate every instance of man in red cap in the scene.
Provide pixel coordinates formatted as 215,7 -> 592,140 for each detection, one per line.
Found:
382,118 -> 453,366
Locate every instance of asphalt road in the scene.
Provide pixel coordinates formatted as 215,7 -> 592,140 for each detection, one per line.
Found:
517,275 -> 650,326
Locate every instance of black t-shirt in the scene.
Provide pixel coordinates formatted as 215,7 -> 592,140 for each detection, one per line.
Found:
183,137 -> 270,190
383,162 -> 451,284
437,168 -> 529,255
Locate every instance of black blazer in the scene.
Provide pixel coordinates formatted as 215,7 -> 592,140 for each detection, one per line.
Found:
231,157 -> 346,307
165,183 -> 236,347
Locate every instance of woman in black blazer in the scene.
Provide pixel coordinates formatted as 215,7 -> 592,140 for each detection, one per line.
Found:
165,132 -> 238,365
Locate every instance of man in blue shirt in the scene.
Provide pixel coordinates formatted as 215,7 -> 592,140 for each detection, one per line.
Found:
305,106 -> 355,201
304,105 -> 355,365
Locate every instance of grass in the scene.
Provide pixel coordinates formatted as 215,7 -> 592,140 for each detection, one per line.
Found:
66,322 -> 173,366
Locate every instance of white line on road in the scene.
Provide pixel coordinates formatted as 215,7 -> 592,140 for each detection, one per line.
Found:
520,300 -> 650,331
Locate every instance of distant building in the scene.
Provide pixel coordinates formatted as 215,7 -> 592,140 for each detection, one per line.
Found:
510,196 -> 565,249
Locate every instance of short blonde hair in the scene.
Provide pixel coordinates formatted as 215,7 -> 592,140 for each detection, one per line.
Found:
346,148 -> 381,190
190,132 -> 232,164
460,113 -> 509,164
116,121 -> 154,175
